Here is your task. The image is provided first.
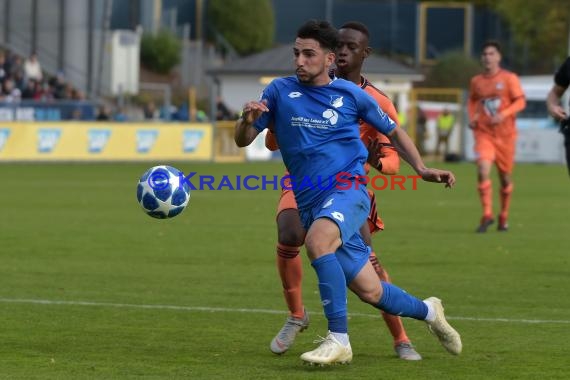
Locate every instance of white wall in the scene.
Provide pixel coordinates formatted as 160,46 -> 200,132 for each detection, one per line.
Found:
218,75 -> 267,113
219,74 -> 417,118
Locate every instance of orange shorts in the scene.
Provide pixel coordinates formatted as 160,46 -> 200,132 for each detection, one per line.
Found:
276,188 -> 384,235
366,189 -> 384,234
474,132 -> 516,174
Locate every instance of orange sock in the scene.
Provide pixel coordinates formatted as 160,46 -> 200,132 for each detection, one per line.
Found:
478,179 -> 493,218
276,243 -> 304,319
500,183 -> 514,219
369,251 -> 410,345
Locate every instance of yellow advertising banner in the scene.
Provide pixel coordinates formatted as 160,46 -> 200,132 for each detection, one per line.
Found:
0,122 -> 213,161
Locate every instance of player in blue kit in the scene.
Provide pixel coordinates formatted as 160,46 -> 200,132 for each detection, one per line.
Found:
235,19 -> 462,365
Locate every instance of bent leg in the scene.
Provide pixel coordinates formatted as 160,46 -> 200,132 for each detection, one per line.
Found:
345,239 -> 462,355
475,134 -> 495,220
276,207 -> 306,319
270,192 -> 310,355
360,221 -> 413,347
495,137 -> 515,229
305,218 -> 346,333
348,262 -> 428,320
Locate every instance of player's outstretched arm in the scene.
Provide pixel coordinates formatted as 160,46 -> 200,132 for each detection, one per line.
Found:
387,127 -> 425,172
388,127 -> 456,188
234,100 -> 268,147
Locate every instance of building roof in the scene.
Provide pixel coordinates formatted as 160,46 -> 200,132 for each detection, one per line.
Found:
208,43 -> 422,78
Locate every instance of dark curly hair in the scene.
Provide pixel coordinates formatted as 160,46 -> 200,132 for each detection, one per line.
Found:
296,19 -> 338,51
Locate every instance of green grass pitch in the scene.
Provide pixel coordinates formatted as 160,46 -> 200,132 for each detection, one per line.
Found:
0,161 -> 568,379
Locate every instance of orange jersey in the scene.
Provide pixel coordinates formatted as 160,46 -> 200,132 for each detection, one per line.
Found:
468,69 -> 526,137
265,76 -> 400,175
359,78 -> 400,175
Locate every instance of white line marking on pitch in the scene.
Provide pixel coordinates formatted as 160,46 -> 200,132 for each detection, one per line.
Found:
1,298 -> 569,325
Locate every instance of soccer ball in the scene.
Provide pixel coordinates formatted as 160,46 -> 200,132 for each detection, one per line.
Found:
137,165 -> 191,219
322,108 -> 338,125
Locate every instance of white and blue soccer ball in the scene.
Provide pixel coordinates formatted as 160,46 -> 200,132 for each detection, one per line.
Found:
322,108 -> 338,125
137,165 -> 191,219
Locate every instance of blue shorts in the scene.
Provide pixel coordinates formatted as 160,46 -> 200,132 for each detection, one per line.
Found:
336,233 -> 371,284
299,186 -> 371,284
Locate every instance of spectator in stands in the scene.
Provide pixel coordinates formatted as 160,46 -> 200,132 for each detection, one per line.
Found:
2,78 -> 22,103
34,81 -> 54,102
96,105 -> 111,121
397,108 -> 408,132
24,52 -> 43,82
113,107 -> 129,122
216,96 -> 236,120
51,71 -> 67,99
63,83 -> 74,99
22,79 -> 38,99
13,70 -> 26,91
196,109 -> 209,122
0,52 -> 7,83
143,101 -> 160,120
160,104 -> 177,121
175,103 -> 190,121
72,89 -> 86,101
8,55 -> 24,78
435,108 -> 455,158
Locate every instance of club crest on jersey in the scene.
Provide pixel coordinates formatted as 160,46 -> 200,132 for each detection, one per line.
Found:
483,97 -> 501,116
330,95 -> 344,108
496,82 -> 504,90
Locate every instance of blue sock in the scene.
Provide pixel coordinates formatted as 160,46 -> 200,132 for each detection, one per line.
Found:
376,281 -> 428,320
311,253 -> 348,333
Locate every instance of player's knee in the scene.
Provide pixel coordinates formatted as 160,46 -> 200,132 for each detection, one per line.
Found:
304,234 -> 339,258
276,209 -> 305,246
277,227 -> 305,247
356,287 -> 382,305
498,173 -> 512,188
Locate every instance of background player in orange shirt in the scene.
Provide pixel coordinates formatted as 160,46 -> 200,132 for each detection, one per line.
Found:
265,22 -> 422,360
468,40 -> 526,232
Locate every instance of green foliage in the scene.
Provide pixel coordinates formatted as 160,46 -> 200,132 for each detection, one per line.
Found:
491,0 -> 570,67
420,0 -> 570,73
423,51 -> 481,89
207,0 -> 274,55
140,30 -> 182,74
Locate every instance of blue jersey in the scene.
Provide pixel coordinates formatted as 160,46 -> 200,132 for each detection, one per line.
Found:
253,76 -> 396,209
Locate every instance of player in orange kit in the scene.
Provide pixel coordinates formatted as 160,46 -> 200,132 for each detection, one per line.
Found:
266,22 -> 422,361
468,40 -> 526,232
